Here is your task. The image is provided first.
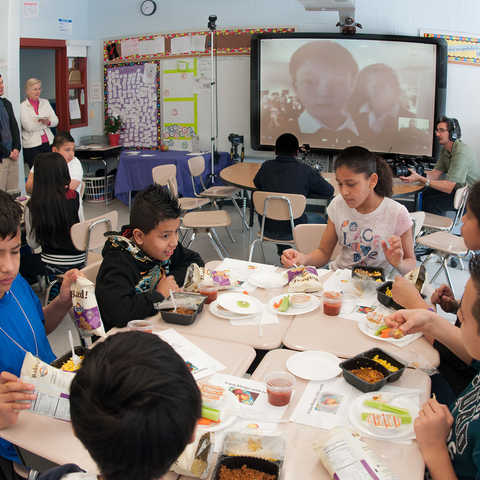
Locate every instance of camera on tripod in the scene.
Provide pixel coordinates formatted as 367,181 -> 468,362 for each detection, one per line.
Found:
387,157 -> 425,178
228,133 -> 244,163
228,133 -> 244,146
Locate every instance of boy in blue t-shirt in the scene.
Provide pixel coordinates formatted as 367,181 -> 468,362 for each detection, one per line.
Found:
387,254 -> 480,480
0,189 -> 81,479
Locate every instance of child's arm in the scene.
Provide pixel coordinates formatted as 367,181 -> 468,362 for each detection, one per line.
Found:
382,228 -> 416,275
432,284 -> 459,314
281,219 -> 337,268
0,372 -> 36,430
415,398 -> 457,480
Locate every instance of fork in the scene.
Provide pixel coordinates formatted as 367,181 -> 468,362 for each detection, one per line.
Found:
68,330 -> 81,367
224,408 -> 288,423
253,310 -> 263,337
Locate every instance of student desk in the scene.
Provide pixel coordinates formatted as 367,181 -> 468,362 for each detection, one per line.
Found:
114,150 -> 232,206
0,332 -> 255,476
247,348 -> 431,480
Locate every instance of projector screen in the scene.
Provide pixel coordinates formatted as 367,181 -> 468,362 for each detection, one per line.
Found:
251,33 -> 447,158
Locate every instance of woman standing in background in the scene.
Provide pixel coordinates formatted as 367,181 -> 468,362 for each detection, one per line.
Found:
20,78 -> 58,168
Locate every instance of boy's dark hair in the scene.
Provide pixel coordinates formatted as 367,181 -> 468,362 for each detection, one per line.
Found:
289,40 -> 359,85
130,184 -> 181,234
70,332 -> 202,480
0,190 -> 22,240
275,133 -> 299,157
469,254 -> 480,333
468,181 -> 480,225
437,115 -> 462,140
52,131 -> 75,149
334,146 -> 393,198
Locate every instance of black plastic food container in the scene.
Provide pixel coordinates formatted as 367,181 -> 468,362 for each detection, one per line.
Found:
212,455 -> 280,480
340,356 -> 390,392
376,281 -> 404,310
51,346 -> 89,369
360,347 -> 407,382
352,264 -> 385,282
160,309 -> 198,325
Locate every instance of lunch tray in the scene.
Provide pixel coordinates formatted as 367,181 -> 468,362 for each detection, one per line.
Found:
377,281 -> 427,310
359,347 -> 407,382
160,309 -> 198,325
212,455 -> 281,480
340,356 -> 390,393
51,347 -> 89,369
352,264 -> 385,282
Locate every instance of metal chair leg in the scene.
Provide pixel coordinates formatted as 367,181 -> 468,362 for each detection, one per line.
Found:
259,242 -> 266,264
206,231 -> 226,259
231,194 -> 249,231
186,231 -> 197,249
211,228 -> 229,257
248,239 -> 261,262
225,226 -> 235,243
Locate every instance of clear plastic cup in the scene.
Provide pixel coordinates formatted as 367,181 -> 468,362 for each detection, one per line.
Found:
264,371 -> 296,407
265,282 -> 283,299
321,291 -> 343,316
127,320 -> 154,333
197,281 -> 220,304
294,413 -> 322,440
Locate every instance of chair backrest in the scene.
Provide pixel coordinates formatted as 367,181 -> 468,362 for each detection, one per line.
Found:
167,174 -> 179,197
188,156 -> 208,196
152,164 -> 177,186
410,211 -> 426,240
80,260 -> 102,284
293,223 -> 342,261
79,181 -> 85,199
452,186 -> 469,226
70,211 -> 118,260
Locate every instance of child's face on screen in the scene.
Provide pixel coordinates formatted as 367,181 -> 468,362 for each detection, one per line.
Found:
293,60 -> 353,124
335,165 -> 377,210
133,218 -> 180,262
0,230 -> 20,299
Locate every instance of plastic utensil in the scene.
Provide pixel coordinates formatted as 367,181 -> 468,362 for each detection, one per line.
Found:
68,331 -> 81,367
223,408 -> 288,423
170,289 -> 177,312
253,308 -> 263,337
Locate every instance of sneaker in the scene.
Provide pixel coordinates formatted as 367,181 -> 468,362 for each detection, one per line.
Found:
48,282 -> 61,302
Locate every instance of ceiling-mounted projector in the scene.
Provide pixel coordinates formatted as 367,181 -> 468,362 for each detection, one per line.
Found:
297,0 -> 356,11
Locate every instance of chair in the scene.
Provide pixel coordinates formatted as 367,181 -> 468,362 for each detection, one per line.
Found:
419,185 -> 469,234
183,210 -> 232,259
79,180 -> 85,199
152,164 -> 177,186
188,155 -> 249,238
166,174 -> 211,212
410,211 -> 426,250
248,191 -> 306,262
293,223 -> 342,262
44,211 -> 118,304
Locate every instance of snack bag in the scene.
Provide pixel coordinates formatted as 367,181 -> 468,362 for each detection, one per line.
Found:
183,263 -> 207,292
19,352 -> 72,421
404,264 -> 428,294
285,266 -> 324,293
314,426 -> 399,480
171,431 -> 215,478
211,270 -> 238,289
71,276 -> 105,337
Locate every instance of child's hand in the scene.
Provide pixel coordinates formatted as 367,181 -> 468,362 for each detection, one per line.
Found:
156,275 -> 180,298
57,269 -> 84,305
281,249 -> 306,267
391,275 -> 426,309
0,372 -> 36,430
381,235 -> 403,268
432,284 -> 459,313
385,308 -> 436,336
415,398 -> 453,456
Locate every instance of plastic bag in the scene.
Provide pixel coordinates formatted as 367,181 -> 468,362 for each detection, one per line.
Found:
285,266 -> 324,293
170,431 -> 215,478
71,276 -> 105,337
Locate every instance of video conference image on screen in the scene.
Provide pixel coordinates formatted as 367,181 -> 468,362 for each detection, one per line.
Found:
257,37 -> 438,157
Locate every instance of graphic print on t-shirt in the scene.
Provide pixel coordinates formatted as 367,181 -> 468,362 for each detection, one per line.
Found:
339,219 -> 382,264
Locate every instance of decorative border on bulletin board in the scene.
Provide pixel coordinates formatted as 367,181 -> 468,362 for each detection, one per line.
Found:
422,30 -> 480,66
104,61 -> 162,149
103,27 -> 296,62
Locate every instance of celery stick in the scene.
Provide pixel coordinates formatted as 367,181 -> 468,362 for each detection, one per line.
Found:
374,325 -> 390,336
364,399 -> 409,415
361,412 -> 412,424
201,406 -> 220,422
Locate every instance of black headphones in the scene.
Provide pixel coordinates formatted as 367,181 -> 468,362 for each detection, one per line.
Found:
449,117 -> 460,141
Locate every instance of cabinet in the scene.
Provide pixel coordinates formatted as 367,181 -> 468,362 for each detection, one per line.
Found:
68,57 -> 88,128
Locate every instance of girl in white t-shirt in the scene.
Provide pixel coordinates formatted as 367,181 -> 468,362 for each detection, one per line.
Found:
282,146 -> 416,275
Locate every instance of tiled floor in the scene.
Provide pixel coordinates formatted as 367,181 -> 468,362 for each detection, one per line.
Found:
45,194 -> 470,356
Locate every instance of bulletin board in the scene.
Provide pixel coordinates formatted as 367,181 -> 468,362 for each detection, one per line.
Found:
104,62 -> 161,149
422,30 -> 480,66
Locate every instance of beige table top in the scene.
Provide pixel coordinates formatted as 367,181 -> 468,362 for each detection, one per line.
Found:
220,162 -> 424,198
0,332 -> 256,476
249,348 -> 431,480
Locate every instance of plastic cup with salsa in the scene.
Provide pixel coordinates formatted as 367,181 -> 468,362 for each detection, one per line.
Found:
127,320 -> 154,333
197,281 -> 220,304
264,371 -> 296,407
321,291 -> 343,316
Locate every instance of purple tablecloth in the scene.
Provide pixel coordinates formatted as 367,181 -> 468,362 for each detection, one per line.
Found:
114,151 -> 232,205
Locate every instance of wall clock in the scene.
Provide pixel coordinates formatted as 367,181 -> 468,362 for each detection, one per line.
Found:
141,0 -> 156,16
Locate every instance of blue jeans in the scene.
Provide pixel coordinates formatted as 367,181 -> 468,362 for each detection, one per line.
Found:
264,213 -> 327,256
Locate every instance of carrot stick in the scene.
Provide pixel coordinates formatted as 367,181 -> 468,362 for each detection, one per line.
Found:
380,328 -> 391,338
198,418 -> 211,425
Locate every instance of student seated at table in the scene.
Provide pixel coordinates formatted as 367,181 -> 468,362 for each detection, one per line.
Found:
25,153 -> 85,279
281,146 -> 416,275
253,133 -> 334,256
0,189 -> 82,480
386,254 -> 480,480
96,184 -> 204,331
25,131 -> 84,220
390,180 -> 480,404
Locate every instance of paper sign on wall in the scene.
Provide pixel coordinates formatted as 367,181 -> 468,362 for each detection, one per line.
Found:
22,2 -> 39,18
58,19 -> 73,35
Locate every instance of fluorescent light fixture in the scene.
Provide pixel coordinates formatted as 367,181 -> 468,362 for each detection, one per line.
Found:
297,0 -> 356,11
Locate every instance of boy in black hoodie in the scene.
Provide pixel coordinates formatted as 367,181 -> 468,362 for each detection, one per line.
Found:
96,184 -> 204,331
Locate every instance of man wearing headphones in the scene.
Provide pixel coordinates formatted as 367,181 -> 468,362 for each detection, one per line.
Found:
400,116 -> 480,215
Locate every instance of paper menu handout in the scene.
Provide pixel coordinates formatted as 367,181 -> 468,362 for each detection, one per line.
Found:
156,329 -> 226,380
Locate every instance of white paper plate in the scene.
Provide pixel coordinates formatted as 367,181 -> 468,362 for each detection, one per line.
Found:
348,392 -> 419,440
358,317 -> 402,343
248,272 -> 288,288
267,294 -> 320,316
217,293 -> 263,315
209,300 -> 255,320
198,391 -> 237,432
287,351 -> 342,381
